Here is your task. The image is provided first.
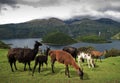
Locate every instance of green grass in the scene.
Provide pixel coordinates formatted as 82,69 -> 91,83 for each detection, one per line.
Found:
0,49 -> 120,83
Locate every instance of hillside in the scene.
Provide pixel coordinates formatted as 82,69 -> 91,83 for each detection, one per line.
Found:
0,18 -> 120,39
111,32 -> 120,40
42,32 -> 76,45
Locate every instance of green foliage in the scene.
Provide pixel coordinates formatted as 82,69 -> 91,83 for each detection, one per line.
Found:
42,32 -> 77,45
0,41 -> 10,49
111,32 -> 120,40
77,35 -> 107,43
78,46 -> 95,52
105,48 -> 120,58
0,18 -> 120,39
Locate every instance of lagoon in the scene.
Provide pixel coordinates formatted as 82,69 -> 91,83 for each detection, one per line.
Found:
2,38 -> 120,51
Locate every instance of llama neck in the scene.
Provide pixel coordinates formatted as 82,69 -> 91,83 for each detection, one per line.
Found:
72,61 -> 80,71
32,46 -> 39,59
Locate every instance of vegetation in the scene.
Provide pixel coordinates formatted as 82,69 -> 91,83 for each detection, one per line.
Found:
111,32 -> 120,40
105,48 -> 120,58
42,32 -> 77,45
0,41 -> 10,49
76,35 -> 108,43
0,49 -> 120,83
0,18 -> 120,39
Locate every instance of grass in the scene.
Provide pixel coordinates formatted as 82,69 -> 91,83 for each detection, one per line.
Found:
0,49 -> 120,83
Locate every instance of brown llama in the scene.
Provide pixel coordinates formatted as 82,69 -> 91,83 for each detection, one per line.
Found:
32,47 -> 50,76
91,50 -> 107,62
7,41 -> 42,72
49,50 -> 84,79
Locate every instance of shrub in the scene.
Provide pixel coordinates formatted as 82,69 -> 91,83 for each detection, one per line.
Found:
105,48 -> 120,58
78,46 -> 95,52
0,41 -> 10,49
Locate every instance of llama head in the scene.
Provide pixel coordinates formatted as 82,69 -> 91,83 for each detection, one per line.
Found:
78,68 -> 84,80
34,41 -> 42,48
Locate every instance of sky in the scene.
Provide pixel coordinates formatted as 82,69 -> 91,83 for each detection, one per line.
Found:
0,0 -> 120,25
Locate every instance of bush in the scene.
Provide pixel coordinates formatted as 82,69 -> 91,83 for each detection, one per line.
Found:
0,41 -> 10,49
78,46 -> 95,52
105,48 -> 120,58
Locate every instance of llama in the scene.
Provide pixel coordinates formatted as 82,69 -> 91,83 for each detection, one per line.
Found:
63,46 -> 78,61
32,47 -> 50,76
49,50 -> 83,79
77,52 -> 95,68
90,50 -> 107,62
7,41 -> 42,72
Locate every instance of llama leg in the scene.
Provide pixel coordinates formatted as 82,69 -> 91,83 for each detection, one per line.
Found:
10,62 -> 14,72
100,57 -> 102,62
41,63 -> 43,71
66,65 -> 70,78
24,63 -> 27,71
65,65 -> 67,76
32,61 -> 38,76
90,59 -> 94,68
45,62 -> 48,69
28,62 -> 32,70
87,59 -> 91,68
51,60 -> 56,73
14,61 -> 17,70
38,63 -> 41,73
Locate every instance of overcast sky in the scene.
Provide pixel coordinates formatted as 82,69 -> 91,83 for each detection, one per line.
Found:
0,0 -> 120,24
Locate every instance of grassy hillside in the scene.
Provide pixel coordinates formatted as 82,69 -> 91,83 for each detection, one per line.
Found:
76,35 -> 107,43
0,49 -> 120,83
111,32 -> 120,40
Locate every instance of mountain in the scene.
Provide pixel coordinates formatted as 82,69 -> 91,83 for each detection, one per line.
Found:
95,18 -> 120,26
26,18 -> 65,26
0,17 -> 120,39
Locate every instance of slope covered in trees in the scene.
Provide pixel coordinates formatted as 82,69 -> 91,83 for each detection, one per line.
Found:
0,18 -> 120,39
42,32 -> 77,45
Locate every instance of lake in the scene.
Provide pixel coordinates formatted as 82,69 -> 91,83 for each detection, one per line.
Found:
1,38 -> 120,51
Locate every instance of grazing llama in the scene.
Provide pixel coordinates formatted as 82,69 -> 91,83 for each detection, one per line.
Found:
91,50 -> 107,62
49,50 -> 84,79
77,52 -> 95,68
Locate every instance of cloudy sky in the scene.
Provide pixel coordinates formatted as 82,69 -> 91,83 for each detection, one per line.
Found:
0,0 -> 120,24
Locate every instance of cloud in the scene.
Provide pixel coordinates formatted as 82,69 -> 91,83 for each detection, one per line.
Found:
0,0 -> 120,24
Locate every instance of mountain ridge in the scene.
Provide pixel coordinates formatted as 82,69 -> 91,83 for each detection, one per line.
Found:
0,17 -> 120,39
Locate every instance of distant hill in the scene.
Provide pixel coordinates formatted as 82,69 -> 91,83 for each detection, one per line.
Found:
0,17 -> 120,39
42,32 -> 76,45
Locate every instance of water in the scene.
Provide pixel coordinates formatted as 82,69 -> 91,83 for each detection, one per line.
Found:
1,38 -> 120,51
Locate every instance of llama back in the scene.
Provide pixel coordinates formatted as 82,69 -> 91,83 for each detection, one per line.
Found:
91,51 -> 102,56
49,50 -> 77,66
7,48 -> 34,62
7,48 -> 23,62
